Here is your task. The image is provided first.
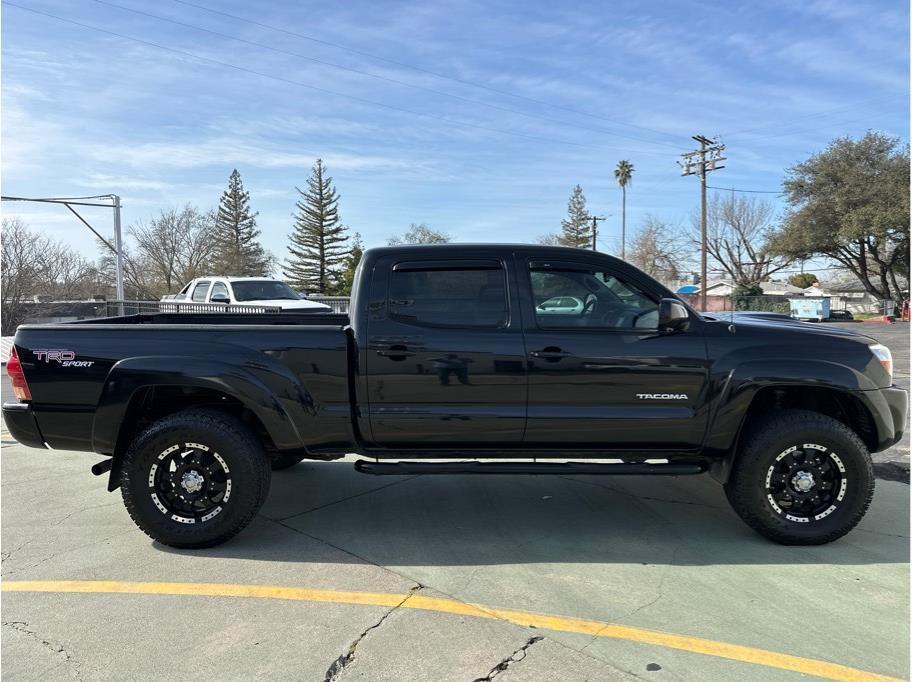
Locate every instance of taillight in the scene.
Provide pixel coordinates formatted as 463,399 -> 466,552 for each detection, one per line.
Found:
7,346 -> 32,401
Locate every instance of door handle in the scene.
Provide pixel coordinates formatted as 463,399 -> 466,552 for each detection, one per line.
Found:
376,345 -> 416,359
530,348 -> 572,360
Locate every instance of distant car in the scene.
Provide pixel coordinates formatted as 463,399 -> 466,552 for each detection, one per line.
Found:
161,277 -> 332,311
828,310 -> 854,321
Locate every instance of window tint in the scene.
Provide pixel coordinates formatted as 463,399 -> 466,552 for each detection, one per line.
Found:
530,266 -> 658,329
230,280 -> 300,301
209,282 -> 229,300
389,264 -> 507,328
191,281 -> 210,302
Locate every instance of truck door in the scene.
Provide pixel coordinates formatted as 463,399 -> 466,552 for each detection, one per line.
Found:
520,255 -> 710,450
365,255 -> 527,447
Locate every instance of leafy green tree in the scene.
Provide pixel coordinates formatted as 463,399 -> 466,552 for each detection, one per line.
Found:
285,159 -> 350,294
731,283 -> 787,313
212,169 -> 271,276
559,185 -> 591,248
772,132 -> 909,301
614,160 -> 634,259
340,232 -> 364,295
788,272 -> 818,289
387,223 -> 450,245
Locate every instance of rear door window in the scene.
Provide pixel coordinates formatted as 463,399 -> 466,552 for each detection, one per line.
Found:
191,281 -> 211,302
388,260 -> 507,328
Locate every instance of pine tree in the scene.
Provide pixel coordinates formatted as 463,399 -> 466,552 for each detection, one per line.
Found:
560,185 -> 591,248
285,159 -> 350,293
212,169 -> 271,275
341,232 -> 364,295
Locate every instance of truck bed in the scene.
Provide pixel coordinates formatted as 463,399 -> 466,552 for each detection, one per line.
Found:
12,315 -> 354,453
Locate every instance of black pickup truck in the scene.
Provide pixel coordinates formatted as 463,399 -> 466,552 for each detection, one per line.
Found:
3,244 -> 907,548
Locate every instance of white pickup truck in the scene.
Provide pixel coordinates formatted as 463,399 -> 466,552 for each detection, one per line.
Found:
161,276 -> 332,311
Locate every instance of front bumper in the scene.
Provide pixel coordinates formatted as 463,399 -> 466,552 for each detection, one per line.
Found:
2,403 -> 47,449
856,385 -> 908,452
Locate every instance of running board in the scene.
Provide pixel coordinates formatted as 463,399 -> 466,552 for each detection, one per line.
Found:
354,460 -> 706,476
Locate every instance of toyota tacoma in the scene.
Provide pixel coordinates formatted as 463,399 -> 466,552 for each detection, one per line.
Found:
3,245 -> 906,548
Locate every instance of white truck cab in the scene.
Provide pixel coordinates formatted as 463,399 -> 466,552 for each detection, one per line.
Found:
163,277 -> 332,311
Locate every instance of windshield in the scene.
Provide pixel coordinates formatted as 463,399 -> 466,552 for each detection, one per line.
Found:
230,281 -> 301,301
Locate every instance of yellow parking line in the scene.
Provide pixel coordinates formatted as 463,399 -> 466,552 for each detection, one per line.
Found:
2,580 -> 900,682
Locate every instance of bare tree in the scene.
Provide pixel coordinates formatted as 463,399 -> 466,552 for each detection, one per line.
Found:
95,205 -> 218,300
692,193 -> 792,286
537,233 -> 563,246
629,216 -> 687,286
1,218 -> 99,334
387,223 -> 450,245
129,205 -> 217,293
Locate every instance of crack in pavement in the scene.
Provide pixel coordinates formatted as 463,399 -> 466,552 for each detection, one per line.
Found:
559,476 -> 729,511
3,620 -> 82,679
3,530 -> 135,578
473,636 -> 543,681
266,475 -> 420,522
620,541 -> 684,622
323,586 -> 423,681
51,501 -> 122,527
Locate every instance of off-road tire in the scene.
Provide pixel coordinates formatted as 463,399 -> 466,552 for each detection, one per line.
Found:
725,409 -> 874,545
270,452 -> 307,470
121,409 -> 271,548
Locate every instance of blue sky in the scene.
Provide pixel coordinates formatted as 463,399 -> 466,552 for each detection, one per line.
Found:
2,0 -> 908,275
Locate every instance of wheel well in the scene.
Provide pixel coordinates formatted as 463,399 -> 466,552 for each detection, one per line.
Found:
114,385 -> 277,457
741,385 -> 878,452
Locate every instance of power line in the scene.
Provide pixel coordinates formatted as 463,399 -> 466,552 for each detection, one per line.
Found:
706,186 -> 782,194
724,94 -> 905,137
90,0 -> 681,151
166,0 -> 685,146
6,3 -> 618,151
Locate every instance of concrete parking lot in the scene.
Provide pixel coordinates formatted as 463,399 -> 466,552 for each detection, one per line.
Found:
2,321 -> 909,680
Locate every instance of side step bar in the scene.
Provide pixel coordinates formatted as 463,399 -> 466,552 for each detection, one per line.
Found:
354,460 -> 706,476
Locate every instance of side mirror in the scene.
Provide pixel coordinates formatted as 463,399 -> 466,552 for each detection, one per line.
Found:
658,298 -> 689,333
210,293 -> 230,304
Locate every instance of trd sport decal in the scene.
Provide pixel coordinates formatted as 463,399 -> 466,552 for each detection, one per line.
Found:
32,350 -> 94,368
636,393 -> 688,400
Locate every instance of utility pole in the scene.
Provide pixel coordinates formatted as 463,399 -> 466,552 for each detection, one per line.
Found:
112,195 -> 125,314
679,135 -> 726,311
590,215 -> 607,251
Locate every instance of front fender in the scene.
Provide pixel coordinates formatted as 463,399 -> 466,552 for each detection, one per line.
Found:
92,355 -> 316,454
704,358 -> 877,478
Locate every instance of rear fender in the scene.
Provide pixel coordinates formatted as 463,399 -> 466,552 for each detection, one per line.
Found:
92,355 -> 316,458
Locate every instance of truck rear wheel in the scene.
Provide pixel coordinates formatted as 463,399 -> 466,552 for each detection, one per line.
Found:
120,409 -> 271,548
725,409 -> 874,545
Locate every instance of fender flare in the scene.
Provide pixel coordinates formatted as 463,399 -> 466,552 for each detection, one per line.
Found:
92,355 -> 316,457
705,358 -> 876,483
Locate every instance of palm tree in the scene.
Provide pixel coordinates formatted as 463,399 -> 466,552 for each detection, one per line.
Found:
614,160 -> 634,260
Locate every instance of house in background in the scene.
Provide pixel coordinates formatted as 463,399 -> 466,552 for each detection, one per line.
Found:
805,281 -> 885,314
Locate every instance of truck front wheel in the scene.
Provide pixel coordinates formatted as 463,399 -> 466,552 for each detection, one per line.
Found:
120,409 -> 271,548
725,409 -> 874,545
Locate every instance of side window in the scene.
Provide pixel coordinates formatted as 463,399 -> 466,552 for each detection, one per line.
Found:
209,282 -> 229,301
530,265 -> 658,329
191,281 -> 211,302
389,262 -> 507,328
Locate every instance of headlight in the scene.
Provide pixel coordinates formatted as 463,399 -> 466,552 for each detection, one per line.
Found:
870,344 -> 893,378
